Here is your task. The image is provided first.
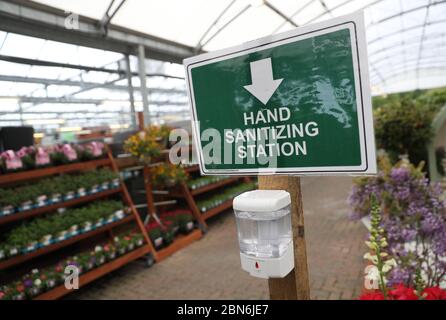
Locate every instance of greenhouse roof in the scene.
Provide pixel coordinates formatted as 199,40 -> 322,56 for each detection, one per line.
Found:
30,0 -> 446,94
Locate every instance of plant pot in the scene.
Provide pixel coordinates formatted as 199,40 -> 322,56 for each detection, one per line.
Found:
107,251 -> 116,260
1,205 -> 14,216
34,195 -> 48,208
186,221 -> 194,232
24,241 -> 38,253
50,193 -> 62,204
82,221 -> 93,232
89,185 -> 100,194
40,235 -> 52,246
56,231 -> 68,241
45,279 -> 56,289
111,179 -> 120,188
106,214 -> 115,224
86,260 -> 95,270
114,209 -> 124,220
95,218 -> 105,228
68,225 -> 79,236
153,237 -> 163,249
63,191 -> 76,201
101,182 -> 110,191
96,256 -> 106,266
18,201 -> 33,212
77,188 -> 87,197
12,292 -> 26,300
28,286 -> 41,297
9,247 -> 18,257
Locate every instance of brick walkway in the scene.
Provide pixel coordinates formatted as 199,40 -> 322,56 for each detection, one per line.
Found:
70,176 -> 366,300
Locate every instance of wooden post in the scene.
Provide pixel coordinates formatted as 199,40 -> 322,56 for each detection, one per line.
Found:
258,176 -> 310,300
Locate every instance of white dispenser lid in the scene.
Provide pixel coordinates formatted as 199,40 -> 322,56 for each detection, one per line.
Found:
233,190 -> 291,212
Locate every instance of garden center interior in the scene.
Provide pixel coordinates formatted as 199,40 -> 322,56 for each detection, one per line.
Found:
1,0 -> 446,300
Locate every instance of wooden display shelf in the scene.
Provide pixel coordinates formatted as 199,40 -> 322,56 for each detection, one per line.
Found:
0,215 -> 134,270
0,158 -> 111,185
190,177 -> 240,196
0,187 -> 122,226
202,199 -> 234,220
168,177 -> 240,198
34,244 -> 152,300
157,229 -> 202,261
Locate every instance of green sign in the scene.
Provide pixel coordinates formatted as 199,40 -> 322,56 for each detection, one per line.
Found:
185,12 -> 376,175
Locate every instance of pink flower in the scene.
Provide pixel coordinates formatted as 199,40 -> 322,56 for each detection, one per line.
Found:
1,150 -> 23,170
35,147 -> 50,166
62,144 -> 77,161
87,142 -> 104,157
16,147 -> 28,158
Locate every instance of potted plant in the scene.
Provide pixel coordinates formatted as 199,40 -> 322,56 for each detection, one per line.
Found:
150,163 -> 188,188
82,220 -> 93,232
0,189 -> 15,216
132,233 -> 144,247
41,270 -> 58,290
104,244 -> 116,261
34,146 -> 50,168
124,130 -> 162,164
39,234 -> 52,247
114,236 -> 127,256
94,246 -> 106,266
177,212 -> 195,234
146,223 -> 164,249
1,150 -> 23,173
0,244 -> 6,260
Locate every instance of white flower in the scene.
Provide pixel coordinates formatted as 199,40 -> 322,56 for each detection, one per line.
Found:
32,269 -> 39,274
382,259 -> 397,273
95,246 -> 103,252
365,241 -> 376,250
34,279 -> 42,286
363,253 -> 378,264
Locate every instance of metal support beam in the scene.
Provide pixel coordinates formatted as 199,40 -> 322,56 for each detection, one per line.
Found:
0,96 -> 188,106
0,74 -> 186,95
0,54 -> 185,80
265,1 -> 298,27
125,54 -> 137,129
138,44 -> 150,127
0,0 -> 199,63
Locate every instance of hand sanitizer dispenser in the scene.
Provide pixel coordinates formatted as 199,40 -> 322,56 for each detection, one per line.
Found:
233,190 -> 294,279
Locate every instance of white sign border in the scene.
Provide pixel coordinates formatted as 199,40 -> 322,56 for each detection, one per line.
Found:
184,11 -> 377,176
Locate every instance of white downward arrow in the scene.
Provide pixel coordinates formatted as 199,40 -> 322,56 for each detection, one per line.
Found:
243,58 -> 283,105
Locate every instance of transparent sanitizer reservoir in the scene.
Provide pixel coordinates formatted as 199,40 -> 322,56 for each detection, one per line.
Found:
233,190 -> 294,278
234,205 -> 291,258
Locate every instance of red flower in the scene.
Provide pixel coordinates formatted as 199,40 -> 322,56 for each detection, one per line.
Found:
359,291 -> 385,300
16,285 -> 25,292
422,287 -> 446,300
388,284 -> 418,300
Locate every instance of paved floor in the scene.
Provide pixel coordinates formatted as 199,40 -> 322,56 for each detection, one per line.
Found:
71,176 -> 366,300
